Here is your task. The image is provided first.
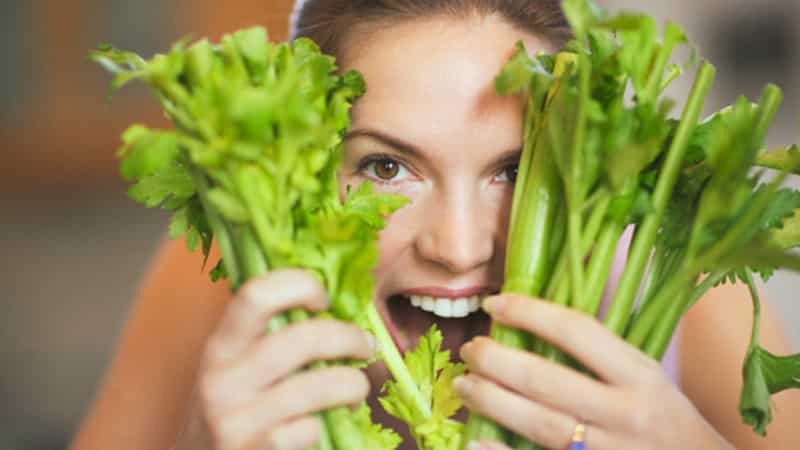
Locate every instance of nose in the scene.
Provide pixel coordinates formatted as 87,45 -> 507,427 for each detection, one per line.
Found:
415,185 -> 496,274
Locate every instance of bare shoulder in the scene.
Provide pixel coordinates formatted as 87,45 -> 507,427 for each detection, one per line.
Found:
678,281 -> 800,450
69,237 -> 231,450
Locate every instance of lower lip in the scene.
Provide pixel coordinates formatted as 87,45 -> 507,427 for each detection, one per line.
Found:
377,296 -> 409,352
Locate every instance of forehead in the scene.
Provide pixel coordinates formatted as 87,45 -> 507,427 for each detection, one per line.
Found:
340,14 -> 550,146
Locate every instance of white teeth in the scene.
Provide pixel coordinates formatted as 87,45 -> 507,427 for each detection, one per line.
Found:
421,296 -> 435,312
451,298 -> 469,318
468,295 -> 480,312
407,294 -> 485,318
434,298 -> 453,318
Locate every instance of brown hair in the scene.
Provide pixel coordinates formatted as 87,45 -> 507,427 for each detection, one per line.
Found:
289,0 -> 571,59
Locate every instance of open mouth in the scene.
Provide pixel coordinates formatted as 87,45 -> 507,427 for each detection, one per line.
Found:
379,293 -> 493,358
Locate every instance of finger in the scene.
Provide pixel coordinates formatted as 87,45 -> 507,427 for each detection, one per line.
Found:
207,319 -> 375,410
483,295 -> 659,385
207,269 -> 329,364
454,374 -> 621,450
460,336 -> 622,426
263,416 -> 321,450
218,367 -> 369,445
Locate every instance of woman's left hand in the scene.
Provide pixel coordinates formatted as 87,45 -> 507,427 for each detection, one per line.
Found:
454,294 -> 735,450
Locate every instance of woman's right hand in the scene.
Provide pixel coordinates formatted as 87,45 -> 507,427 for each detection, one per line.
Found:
176,269 -> 377,450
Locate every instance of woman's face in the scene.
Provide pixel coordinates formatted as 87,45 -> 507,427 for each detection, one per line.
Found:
337,15 -> 550,360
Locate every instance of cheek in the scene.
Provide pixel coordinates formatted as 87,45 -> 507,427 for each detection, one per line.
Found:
490,186 -> 513,243
372,197 -> 418,281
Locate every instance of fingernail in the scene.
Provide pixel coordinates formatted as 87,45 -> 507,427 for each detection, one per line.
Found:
467,441 -> 488,450
364,332 -> 379,352
482,295 -> 506,314
459,341 -> 473,360
453,376 -> 474,396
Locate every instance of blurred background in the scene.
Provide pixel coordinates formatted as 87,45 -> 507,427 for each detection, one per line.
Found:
1,0 -> 798,449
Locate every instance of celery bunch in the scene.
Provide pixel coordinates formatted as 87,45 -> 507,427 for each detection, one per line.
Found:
464,0 -> 800,447
92,26 -> 466,450
92,28 -> 408,450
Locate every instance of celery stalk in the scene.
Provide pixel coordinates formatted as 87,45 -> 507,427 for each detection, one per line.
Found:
604,62 -> 716,335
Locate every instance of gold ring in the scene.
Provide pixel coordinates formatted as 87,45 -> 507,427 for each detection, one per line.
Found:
567,422 -> 586,450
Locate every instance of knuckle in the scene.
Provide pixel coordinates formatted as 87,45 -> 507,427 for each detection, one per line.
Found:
522,370 -> 551,401
198,369 -> 230,415
215,418 -> 248,450
639,368 -> 670,394
467,376 -> 491,404
306,319 -> 346,354
521,408 -> 562,445
640,354 -> 662,373
299,416 -> 323,441
310,320 -> 371,357
269,269 -> 327,302
263,429 -> 288,450
621,392 -> 655,434
273,267 -> 323,286
558,317 -> 583,344
202,335 -> 238,369
236,277 -> 271,310
504,295 -> 529,317
236,269 -> 326,311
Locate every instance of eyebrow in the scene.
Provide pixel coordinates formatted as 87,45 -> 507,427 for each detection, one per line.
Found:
344,129 -> 426,160
344,128 -> 522,166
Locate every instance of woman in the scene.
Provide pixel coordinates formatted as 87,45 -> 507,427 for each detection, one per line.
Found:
69,1 -> 800,449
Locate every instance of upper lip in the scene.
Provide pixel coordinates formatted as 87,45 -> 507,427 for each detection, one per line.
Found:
397,286 -> 497,298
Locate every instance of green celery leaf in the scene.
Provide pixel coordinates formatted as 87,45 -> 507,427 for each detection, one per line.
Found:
184,38 -> 216,88
352,403 -> 402,450
709,187 -> 800,284
494,42 -> 553,97
232,27 -> 269,83
759,189 -> 800,232
379,326 -> 466,450
168,207 -> 189,239
209,258 -> 228,282
718,243 -> 800,275
562,0 -> 605,38
769,209 -> 800,249
756,144 -> 800,176
741,344 -> 800,435
118,126 -> 180,181
127,160 -> 195,209
185,197 -> 213,255
344,182 -> 409,229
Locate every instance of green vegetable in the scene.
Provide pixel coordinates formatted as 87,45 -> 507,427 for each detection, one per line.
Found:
464,0 -> 800,447
95,3 -> 800,448
380,327 -> 467,450
738,271 -> 800,436
92,28 -> 412,450
93,26 -> 467,450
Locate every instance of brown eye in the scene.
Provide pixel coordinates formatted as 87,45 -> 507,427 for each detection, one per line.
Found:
374,158 -> 400,180
360,156 -> 410,182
